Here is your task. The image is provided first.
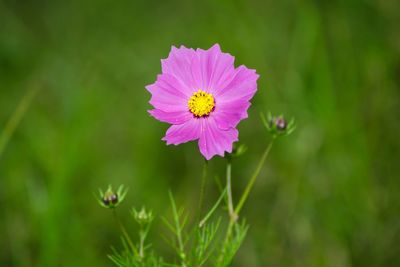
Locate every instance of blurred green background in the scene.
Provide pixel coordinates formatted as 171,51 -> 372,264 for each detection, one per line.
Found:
1,0 -> 399,266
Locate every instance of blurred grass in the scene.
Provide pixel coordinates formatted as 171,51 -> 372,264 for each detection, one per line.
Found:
0,86 -> 39,158
1,0 -> 399,266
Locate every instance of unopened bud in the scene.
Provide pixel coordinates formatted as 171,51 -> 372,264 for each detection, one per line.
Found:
103,193 -> 118,206
274,116 -> 287,131
132,207 -> 154,225
261,112 -> 296,138
97,185 -> 128,209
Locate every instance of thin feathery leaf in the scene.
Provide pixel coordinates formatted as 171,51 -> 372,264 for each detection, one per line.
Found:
218,221 -> 249,267
199,188 -> 226,227
161,216 -> 177,235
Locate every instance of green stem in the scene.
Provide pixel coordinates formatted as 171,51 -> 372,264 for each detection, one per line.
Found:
112,209 -> 139,258
216,215 -> 235,265
197,160 -> 208,221
226,160 -> 237,222
218,140 -> 274,265
198,187 -> 226,228
139,230 -> 145,261
217,161 -> 236,266
168,192 -> 187,267
234,139 -> 274,215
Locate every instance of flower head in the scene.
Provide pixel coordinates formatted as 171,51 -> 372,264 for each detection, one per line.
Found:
147,44 -> 259,160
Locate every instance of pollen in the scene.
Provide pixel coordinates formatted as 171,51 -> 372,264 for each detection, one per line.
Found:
188,90 -> 215,117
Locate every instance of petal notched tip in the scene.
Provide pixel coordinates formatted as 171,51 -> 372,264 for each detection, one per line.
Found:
198,119 -> 239,160
161,120 -> 201,146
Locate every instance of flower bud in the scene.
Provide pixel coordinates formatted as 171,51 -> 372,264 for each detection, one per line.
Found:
97,185 -> 128,209
274,116 -> 287,131
132,207 -> 154,225
103,192 -> 118,206
261,112 -> 296,138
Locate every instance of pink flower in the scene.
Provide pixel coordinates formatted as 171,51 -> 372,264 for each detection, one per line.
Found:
146,44 -> 259,160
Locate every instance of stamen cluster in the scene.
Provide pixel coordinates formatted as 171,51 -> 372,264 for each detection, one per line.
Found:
188,90 -> 215,117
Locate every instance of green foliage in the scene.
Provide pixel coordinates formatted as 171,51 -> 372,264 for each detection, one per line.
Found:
216,221 -> 249,267
163,191 -> 189,266
106,201 -> 160,267
194,219 -> 221,267
106,186 -> 248,267
108,238 -> 163,267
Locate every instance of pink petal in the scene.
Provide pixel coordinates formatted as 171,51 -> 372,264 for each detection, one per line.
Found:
146,74 -> 189,112
162,118 -> 201,145
212,100 -> 251,130
191,44 -> 236,92
214,65 -> 259,102
148,109 -> 192,125
161,46 -> 196,92
198,117 -> 239,160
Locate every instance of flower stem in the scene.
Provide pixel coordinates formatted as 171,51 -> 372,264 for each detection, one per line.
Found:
218,139 -> 275,265
139,230 -> 145,260
216,160 -> 236,266
112,209 -> 139,258
235,139 -> 274,215
198,187 -> 226,227
168,192 -> 187,267
197,160 -> 208,221
226,160 -> 237,222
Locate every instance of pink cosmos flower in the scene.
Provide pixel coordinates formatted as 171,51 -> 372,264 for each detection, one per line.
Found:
146,44 -> 259,160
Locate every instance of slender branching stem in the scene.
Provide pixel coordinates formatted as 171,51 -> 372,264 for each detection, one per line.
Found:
218,139 -> 275,265
217,208 -> 236,265
112,209 -> 139,258
226,160 -> 237,222
138,221 -> 151,265
235,139 -> 274,215
168,192 -> 187,267
198,160 -> 208,221
139,229 -> 145,260
198,187 -> 226,228
217,161 -> 236,266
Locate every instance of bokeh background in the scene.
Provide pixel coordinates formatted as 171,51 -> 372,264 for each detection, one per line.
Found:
1,0 -> 399,266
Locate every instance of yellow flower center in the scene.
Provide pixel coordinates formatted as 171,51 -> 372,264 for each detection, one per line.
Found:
188,90 -> 215,117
